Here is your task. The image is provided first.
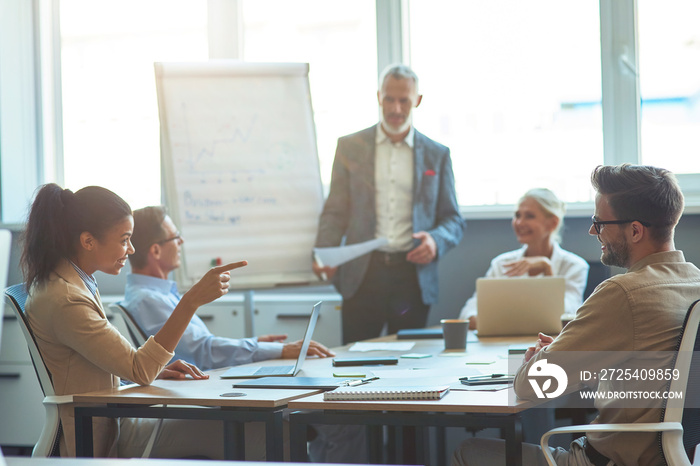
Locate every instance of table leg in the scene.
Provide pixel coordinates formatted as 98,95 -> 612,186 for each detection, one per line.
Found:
436,426 -> 447,466
223,420 -> 245,460
74,408 -> 93,457
265,410 -> 284,461
415,425 -> 427,465
289,413 -> 309,462
366,424 -> 383,463
386,425 -> 396,463
504,415 -> 523,466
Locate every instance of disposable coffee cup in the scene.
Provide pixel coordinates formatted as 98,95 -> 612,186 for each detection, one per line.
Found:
441,319 -> 468,351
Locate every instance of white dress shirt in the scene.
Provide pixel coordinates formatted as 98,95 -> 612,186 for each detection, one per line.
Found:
374,124 -> 414,252
459,243 -> 590,319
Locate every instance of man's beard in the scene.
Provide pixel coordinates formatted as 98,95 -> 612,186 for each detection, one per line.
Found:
381,113 -> 412,135
601,235 -> 630,268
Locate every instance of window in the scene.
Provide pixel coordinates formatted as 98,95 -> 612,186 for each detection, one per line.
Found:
59,0 -> 208,209
12,0 -> 700,221
407,0 -> 603,207
241,0 -> 378,186
638,0 -> 700,174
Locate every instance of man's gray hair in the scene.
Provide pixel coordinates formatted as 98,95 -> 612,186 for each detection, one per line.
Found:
378,63 -> 420,93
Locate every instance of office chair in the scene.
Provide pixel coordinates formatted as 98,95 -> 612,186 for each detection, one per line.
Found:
5,284 -> 72,457
109,303 -> 148,347
541,298 -> 700,466
6,288 -> 164,458
583,261 -> 612,300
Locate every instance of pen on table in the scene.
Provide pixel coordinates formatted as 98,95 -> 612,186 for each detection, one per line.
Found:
314,252 -> 328,281
469,374 -> 509,380
347,376 -> 379,387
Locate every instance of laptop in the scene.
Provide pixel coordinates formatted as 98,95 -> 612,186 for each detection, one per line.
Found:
220,301 -> 321,378
232,376 -> 346,390
475,277 -> 565,337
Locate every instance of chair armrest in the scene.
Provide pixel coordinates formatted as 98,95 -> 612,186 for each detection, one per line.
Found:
43,395 -> 73,405
540,422 -> 683,466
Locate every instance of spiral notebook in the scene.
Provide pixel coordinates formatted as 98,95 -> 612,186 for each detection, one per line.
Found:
323,385 -> 450,401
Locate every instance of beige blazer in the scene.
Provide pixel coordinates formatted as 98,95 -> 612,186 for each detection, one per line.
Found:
26,259 -> 173,457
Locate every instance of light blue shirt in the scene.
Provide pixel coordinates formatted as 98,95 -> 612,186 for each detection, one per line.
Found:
69,260 -> 99,299
121,273 -> 283,370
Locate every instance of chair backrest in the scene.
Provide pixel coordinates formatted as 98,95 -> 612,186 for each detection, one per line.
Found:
660,298 -> 700,462
583,261 -> 611,300
5,284 -> 56,397
5,283 -> 63,457
109,303 -> 148,347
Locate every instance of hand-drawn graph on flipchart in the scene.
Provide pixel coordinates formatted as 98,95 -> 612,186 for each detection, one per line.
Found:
155,62 -> 323,288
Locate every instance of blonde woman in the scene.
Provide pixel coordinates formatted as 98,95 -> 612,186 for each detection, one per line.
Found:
460,188 -> 588,329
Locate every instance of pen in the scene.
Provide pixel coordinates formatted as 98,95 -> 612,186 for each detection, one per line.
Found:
347,376 -> 379,387
469,374 -> 509,380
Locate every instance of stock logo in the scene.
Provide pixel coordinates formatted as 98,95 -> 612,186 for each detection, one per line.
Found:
528,359 -> 568,399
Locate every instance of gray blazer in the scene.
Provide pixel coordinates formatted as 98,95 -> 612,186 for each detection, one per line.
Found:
315,125 -> 465,304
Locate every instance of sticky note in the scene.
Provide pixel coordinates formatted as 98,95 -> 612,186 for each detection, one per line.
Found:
333,372 -> 365,378
438,351 -> 469,357
464,357 -> 496,365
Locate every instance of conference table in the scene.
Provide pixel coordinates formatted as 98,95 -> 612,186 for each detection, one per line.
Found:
286,333 -> 540,465
3,457 -> 397,466
73,331 -> 543,464
72,367 -> 319,461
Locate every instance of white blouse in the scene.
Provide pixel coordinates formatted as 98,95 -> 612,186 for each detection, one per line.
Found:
459,243 -> 590,320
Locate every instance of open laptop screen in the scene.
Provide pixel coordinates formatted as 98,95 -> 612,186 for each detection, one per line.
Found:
476,277 -> 565,337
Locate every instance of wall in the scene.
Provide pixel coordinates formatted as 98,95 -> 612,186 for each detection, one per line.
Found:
5,213 -> 700,325
430,214 -> 700,325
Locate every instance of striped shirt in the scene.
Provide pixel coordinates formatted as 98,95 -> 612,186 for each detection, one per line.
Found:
68,260 -> 99,299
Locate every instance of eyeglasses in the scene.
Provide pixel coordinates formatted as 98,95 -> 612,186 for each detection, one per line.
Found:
591,216 -> 651,234
156,233 -> 182,245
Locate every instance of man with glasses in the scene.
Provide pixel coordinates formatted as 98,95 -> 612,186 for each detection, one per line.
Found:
122,206 -> 366,462
454,164 -> 700,466
122,206 -> 334,370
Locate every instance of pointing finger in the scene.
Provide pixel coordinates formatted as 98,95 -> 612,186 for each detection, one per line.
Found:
213,261 -> 248,273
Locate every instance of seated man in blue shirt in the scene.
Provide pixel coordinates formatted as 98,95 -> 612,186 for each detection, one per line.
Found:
122,206 -> 366,463
122,206 -> 334,368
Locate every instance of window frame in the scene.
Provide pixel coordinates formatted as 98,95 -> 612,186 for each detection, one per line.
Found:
3,0 -> 700,223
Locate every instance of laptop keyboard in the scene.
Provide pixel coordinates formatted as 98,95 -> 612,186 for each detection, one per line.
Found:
253,365 -> 294,376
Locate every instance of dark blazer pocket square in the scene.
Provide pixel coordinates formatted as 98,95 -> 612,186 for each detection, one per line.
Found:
424,169 -> 436,176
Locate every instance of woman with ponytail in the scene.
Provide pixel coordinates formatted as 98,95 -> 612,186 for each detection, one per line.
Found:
22,184 -> 247,458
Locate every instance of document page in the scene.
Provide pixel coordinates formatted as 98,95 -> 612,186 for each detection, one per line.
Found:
314,237 -> 389,267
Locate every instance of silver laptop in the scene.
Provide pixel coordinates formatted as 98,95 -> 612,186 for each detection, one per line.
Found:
220,301 -> 321,378
476,277 -> 565,337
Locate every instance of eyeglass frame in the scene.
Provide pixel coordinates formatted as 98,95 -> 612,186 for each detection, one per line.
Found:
155,233 -> 182,245
590,216 -> 652,235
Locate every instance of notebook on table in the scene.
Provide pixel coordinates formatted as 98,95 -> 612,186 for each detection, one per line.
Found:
476,277 -> 565,337
220,301 -> 321,379
323,385 -> 450,401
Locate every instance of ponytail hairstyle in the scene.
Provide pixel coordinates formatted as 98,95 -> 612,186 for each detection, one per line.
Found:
21,184 -> 132,291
